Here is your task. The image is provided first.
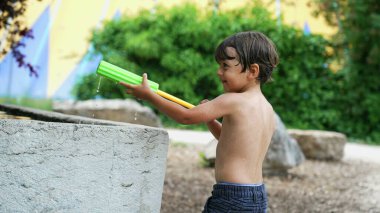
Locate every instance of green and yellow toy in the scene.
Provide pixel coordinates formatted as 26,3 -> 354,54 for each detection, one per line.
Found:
96,60 -> 195,109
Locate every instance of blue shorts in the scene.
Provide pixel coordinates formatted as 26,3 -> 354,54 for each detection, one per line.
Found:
202,182 -> 267,213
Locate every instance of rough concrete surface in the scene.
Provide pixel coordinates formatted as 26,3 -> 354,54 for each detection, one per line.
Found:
0,119 -> 169,213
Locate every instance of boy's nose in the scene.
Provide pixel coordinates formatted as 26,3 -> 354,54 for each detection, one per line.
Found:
217,68 -> 223,76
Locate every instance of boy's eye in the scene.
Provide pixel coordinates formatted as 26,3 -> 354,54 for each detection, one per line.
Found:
222,63 -> 229,68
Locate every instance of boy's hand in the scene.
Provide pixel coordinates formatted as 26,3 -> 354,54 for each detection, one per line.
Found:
119,73 -> 153,100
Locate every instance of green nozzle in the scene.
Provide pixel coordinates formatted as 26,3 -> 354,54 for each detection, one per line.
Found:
96,60 -> 159,92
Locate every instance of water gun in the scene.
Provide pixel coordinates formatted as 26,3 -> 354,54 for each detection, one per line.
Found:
96,60 -> 195,109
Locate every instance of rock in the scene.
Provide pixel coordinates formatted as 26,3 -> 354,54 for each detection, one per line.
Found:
288,129 -> 346,161
53,99 -> 162,127
203,113 -> 305,175
264,114 -> 305,175
203,139 -> 217,166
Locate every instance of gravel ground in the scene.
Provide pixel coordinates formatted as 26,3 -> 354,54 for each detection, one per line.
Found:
161,143 -> 380,213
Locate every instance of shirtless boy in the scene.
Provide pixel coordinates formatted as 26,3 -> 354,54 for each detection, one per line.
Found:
120,31 -> 279,213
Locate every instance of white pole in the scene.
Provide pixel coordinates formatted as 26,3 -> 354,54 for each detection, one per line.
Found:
214,0 -> 220,14
276,0 -> 281,27
151,0 -> 158,14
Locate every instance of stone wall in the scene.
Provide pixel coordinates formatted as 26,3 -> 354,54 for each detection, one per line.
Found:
0,104 -> 169,212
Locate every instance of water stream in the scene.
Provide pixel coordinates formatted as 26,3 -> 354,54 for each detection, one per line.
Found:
94,75 -> 140,122
96,76 -> 103,93
93,76 -> 103,118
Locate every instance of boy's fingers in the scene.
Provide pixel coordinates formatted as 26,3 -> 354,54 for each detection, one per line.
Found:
119,82 -> 136,89
142,73 -> 148,86
119,82 -> 129,87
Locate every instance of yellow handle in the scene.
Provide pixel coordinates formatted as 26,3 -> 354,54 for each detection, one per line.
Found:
156,90 -> 195,109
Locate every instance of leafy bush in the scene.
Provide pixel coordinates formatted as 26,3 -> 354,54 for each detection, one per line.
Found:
73,3 -> 346,139
311,0 -> 380,143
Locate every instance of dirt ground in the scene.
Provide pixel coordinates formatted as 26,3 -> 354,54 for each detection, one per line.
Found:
160,143 -> 380,213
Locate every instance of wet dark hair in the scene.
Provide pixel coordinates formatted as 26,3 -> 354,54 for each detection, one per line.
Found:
214,31 -> 279,84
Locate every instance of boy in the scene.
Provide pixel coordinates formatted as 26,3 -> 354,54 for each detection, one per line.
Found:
120,31 -> 279,213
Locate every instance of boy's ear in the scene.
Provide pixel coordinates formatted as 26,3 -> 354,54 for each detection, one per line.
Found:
248,64 -> 260,80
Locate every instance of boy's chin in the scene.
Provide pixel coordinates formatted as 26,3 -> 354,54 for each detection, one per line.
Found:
223,88 -> 232,93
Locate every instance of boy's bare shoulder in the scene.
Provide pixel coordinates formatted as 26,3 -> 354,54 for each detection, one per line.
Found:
218,92 -> 252,101
215,92 -> 273,115
214,93 -> 247,108
216,92 -> 270,106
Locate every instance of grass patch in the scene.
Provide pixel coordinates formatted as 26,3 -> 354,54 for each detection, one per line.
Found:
0,97 -> 53,111
199,151 -> 214,168
170,141 -> 188,148
348,137 -> 380,146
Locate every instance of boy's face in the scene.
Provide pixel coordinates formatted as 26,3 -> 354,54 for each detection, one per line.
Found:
217,47 -> 248,93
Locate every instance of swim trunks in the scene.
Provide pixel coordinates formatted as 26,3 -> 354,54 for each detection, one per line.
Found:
202,182 -> 267,213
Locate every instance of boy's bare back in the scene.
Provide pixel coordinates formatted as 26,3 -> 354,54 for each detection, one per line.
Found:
215,90 -> 275,184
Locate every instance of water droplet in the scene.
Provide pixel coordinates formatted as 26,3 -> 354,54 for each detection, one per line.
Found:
96,76 -> 103,93
134,112 -> 138,121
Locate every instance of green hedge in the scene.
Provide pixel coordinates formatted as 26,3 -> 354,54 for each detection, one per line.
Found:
73,3 -> 376,143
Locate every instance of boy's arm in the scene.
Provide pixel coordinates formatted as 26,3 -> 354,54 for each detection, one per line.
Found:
206,120 -> 222,140
200,99 -> 222,139
120,73 -> 234,125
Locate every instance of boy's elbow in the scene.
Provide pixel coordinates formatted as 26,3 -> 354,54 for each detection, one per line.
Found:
176,117 -> 192,125
176,115 -> 194,125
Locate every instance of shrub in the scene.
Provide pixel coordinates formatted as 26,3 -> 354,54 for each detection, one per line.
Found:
311,0 -> 380,143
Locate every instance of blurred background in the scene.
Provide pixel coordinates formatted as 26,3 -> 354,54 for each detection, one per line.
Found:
0,0 -> 379,144
0,0 -> 334,99
1,1 -> 380,212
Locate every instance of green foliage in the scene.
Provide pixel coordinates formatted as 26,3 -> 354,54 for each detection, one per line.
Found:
74,3 -> 353,141
311,0 -> 380,143
264,29 -> 343,130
